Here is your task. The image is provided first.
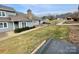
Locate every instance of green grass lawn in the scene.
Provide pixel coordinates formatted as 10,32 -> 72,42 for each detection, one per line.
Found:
48,19 -> 64,24
0,25 -> 69,54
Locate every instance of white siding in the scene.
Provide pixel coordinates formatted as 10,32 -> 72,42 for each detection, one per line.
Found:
19,22 -> 22,28
0,22 -> 13,32
26,21 -> 33,27
33,21 -> 39,26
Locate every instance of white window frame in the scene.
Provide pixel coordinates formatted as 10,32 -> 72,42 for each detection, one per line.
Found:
4,22 -> 8,28
0,22 -> 8,29
0,22 -> 3,29
0,12 -> 2,16
0,11 -> 6,17
22,22 -> 26,28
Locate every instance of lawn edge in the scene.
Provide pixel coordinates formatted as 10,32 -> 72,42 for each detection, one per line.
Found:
31,40 -> 46,54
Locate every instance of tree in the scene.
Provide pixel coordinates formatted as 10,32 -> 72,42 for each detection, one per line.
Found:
42,16 -> 48,19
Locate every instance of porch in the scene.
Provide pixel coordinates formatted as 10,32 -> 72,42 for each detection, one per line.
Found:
13,21 -> 34,29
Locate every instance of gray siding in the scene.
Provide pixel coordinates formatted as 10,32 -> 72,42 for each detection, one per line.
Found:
6,11 -> 16,17
33,21 -> 39,26
26,21 -> 34,27
0,20 -> 43,32
8,22 -> 13,30
0,22 -> 13,32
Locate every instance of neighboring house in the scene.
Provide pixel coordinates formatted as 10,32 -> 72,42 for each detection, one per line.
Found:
66,17 -> 73,20
0,5 -> 44,32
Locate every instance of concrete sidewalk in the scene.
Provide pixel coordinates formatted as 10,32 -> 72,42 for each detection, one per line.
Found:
56,20 -> 66,25
57,24 -> 79,25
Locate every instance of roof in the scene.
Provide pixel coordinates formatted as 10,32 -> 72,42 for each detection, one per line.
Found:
0,16 -> 29,22
10,15 -> 29,21
0,17 -> 11,22
0,5 -> 15,12
16,11 -> 26,16
0,14 -> 41,22
10,15 -> 41,21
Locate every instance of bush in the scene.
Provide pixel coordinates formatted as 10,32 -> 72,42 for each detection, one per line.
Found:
23,27 -> 29,30
42,22 -> 50,24
14,26 -> 35,33
14,28 -> 22,33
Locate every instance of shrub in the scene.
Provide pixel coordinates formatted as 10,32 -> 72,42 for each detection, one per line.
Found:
23,27 -> 29,30
42,22 -> 50,24
14,26 -> 35,33
14,28 -> 22,33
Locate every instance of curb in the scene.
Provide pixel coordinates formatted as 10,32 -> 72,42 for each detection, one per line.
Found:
31,40 -> 46,54
31,39 -> 52,54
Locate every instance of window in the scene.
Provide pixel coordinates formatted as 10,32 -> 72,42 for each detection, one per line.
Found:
4,23 -> 7,27
0,22 -> 8,29
0,12 -> 1,16
0,11 -> 6,17
22,22 -> 26,27
0,23 -> 3,28
2,12 -> 5,16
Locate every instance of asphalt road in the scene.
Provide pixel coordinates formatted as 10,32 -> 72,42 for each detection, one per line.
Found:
40,39 -> 79,54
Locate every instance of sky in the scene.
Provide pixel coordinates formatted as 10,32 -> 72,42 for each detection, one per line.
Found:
5,4 -> 78,16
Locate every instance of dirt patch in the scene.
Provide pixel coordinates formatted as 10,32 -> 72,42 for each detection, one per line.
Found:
64,21 -> 79,24
0,31 -> 16,40
69,25 -> 79,45
0,32 -> 8,38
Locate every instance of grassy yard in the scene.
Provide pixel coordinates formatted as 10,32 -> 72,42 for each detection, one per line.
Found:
0,26 -> 69,54
48,19 -> 64,24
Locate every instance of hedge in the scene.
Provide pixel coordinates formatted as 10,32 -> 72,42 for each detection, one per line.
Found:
14,26 -> 35,33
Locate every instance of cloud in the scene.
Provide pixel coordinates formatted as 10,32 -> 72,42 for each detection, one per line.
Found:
19,4 -> 56,12
20,4 -> 77,12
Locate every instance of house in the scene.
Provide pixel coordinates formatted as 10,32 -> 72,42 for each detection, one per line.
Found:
66,17 -> 73,20
66,5 -> 79,21
0,5 -> 44,32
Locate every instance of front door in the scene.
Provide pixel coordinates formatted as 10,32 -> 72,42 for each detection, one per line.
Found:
14,22 -> 19,29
